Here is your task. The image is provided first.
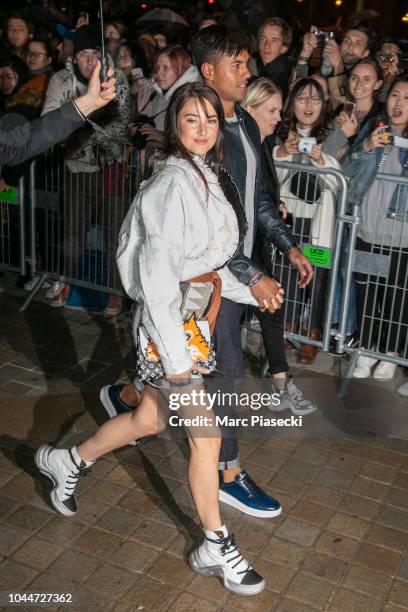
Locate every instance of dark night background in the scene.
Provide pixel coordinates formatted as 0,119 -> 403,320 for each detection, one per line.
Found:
1,0 -> 406,39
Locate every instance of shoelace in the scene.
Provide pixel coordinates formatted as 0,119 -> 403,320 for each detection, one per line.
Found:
239,473 -> 263,499
288,382 -> 309,407
64,451 -> 92,498
216,534 -> 251,575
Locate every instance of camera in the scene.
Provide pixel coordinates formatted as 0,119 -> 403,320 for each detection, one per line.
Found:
313,29 -> 334,46
131,114 -> 156,150
376,52 -> 394,64
298,137 -> 316,154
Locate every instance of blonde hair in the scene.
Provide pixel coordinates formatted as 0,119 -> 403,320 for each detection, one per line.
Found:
241,77 -> 281,111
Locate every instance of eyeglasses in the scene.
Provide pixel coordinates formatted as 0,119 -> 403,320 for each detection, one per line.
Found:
296,96 -> 321,105
25,51 -> 48,59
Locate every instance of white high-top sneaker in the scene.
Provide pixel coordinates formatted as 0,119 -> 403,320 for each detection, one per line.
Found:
35,445 -> 93,517
352,355 -> 378,378
189,525 -> 265,596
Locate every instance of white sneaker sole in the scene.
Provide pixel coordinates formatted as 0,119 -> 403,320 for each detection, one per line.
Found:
290,404 -> 318,416
218,489 -> 282,518
189,550 -> 265,595
99,386 -> 137,446
352,369 -> 371,378
34,445 -> 76,517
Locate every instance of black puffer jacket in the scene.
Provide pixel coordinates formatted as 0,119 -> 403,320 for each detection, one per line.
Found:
225,104 -> 296,285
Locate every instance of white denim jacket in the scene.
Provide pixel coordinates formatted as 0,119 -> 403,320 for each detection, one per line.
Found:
117,155 -> 258,375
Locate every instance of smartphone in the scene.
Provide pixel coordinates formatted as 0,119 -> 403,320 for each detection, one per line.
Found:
376,117 -> 393,145
344,100 -> 356,118
131,67 -> 144,78
79,11 -> 89,23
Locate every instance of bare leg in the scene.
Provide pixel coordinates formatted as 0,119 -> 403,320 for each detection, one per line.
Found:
119,382 -> 142,406
222,467 -> 242,483
188,434 -> 222,530
77,387 -> 164,462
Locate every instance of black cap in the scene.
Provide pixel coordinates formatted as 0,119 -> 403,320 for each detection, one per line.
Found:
73,25 -> 100,54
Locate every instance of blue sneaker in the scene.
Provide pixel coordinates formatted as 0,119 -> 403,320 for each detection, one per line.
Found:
99,384 -> 143,446
218,470 -> 282,518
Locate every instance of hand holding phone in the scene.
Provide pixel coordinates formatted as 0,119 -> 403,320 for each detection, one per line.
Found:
344,100 -> 356,118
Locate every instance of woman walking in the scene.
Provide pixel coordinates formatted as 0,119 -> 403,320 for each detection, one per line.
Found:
35,82 -> 266,596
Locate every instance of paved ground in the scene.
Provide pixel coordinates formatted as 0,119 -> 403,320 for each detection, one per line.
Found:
0,286 -> 408,611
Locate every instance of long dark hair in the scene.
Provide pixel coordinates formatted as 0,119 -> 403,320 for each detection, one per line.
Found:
158,82 -> 225,189
279,77 -> 329,143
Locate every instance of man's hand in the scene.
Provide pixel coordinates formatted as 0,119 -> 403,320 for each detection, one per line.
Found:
382,60 -> 399,83
323,39 -> 343,74
74,61 -> 116,117
139,124 -> 164,143
286,247 -> 314,288
250,276 -> 284,313
300,28 -> 318,61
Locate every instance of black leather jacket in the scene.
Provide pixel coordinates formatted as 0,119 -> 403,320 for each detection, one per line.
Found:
224,104 -> 296,285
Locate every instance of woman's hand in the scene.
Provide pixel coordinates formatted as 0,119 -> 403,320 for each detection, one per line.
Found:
277,135 -> 300,157
336,111 -> 358,138
307,143 -> 324,165
364,126 -> 392,152
166,364 -> 210,383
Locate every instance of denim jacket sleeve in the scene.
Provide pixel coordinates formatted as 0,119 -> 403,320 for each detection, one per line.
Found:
341,120 -> 376,178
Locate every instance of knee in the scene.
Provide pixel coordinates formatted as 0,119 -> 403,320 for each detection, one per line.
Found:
129,414 -> 158,438
189,434 -> 221,459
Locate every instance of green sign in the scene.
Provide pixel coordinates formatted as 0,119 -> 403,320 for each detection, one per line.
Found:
0,188 -> 17,204
303,244 -> 332,268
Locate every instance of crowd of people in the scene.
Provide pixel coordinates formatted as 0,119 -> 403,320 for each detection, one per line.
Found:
0,5 -> 407,595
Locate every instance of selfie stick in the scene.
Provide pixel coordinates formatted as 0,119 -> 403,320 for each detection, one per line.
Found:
99,0 -> 109,81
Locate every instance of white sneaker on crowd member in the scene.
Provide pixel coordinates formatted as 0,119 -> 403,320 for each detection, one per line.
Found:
397,380 -> 408,396
46,280 -> 66,299
34,445 -> 93,517
373,354 -> 399,380
24,275 -> 53,291
270,377 -> 317,416
189,525 -> 265,595
352,355 -> 378,378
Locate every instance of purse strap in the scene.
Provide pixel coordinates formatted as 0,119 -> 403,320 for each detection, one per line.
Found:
183,272 -> 222,335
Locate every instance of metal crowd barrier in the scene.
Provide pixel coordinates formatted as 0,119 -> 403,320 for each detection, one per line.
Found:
242,160 -> 349,365
9,145 -> 408,379
20,141 -> 144,311
338,173 -> 408,377
0,175 -> 26,277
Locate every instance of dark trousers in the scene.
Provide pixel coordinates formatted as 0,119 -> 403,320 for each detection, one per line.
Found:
206,298 -> 245,469
257,306 -> 289,375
